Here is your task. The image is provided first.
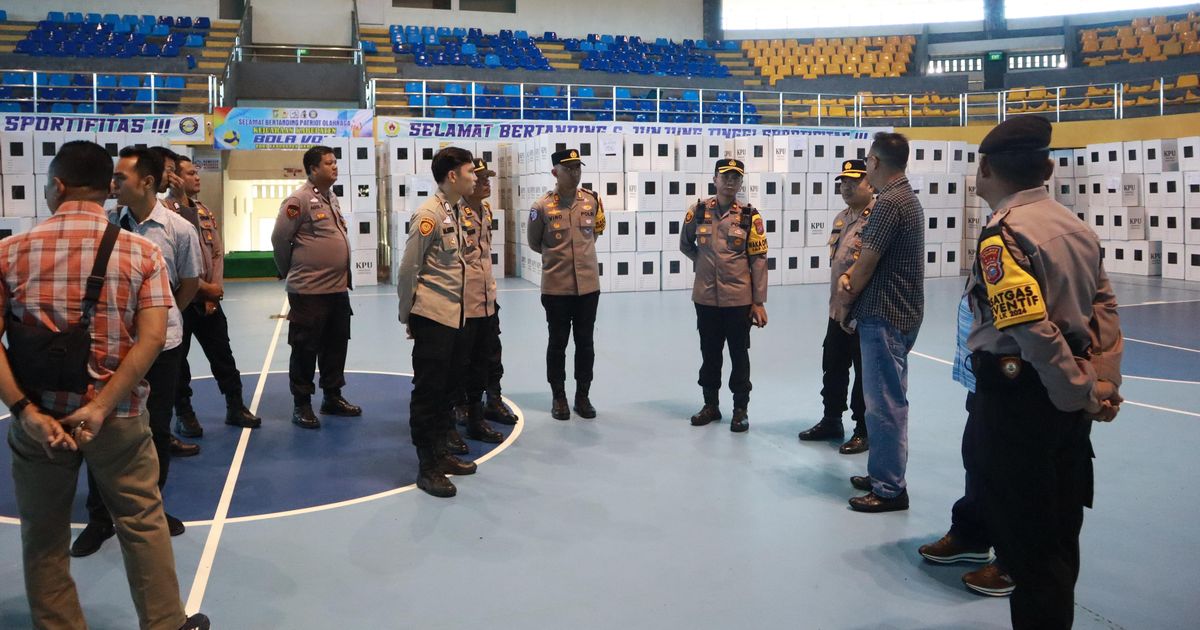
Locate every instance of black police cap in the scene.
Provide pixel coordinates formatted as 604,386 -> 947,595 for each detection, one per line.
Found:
834,158 -> 868,181
551,149 -> 584,166
979,115 -> 1053,155
714,158 -> 745,176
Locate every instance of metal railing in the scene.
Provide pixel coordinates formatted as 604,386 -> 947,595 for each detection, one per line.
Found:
235,44 -> 363,65
369,72 -> 1200,126
0,68 -> 219,113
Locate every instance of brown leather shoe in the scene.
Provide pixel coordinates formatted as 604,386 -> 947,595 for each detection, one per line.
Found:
839,434 -> 869,454
169,436 -> 200,457
963,563 -> 1015,597
848,490 -> 909,513
919,533 -> 994,564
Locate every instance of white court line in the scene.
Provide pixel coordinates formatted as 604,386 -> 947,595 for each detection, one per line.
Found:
184,294 -> 289,616
1124,375 -> 1200,385
1124,337 -> 1200,354
1118,298 -> 1200,308
909,351 -> 1199,417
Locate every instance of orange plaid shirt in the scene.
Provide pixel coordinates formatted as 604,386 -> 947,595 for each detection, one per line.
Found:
0,201 -> 174,417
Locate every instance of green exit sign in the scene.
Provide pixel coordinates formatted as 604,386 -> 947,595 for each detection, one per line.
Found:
987,51 -> 1004,61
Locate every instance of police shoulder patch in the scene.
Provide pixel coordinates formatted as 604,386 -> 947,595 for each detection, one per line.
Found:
285,204 -> 300,219
530,208 -> 539,222
979,233 -> 1046,330
418,217 -> 435,236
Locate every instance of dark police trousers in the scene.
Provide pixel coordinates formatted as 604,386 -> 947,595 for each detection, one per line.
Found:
821,317 -> 865,435
485,304 -> 505,396
409,315 -> 467,448
695,303 -> 752,409
540,291 -> 599,390
86,345 -> 184,524
950,392 -> 991,548
452,317 -> 491,405
176,302 -> 244,409
287,291 -> 351,402
972,352 -> 1094,630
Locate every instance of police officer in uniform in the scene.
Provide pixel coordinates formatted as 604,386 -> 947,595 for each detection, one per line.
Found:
966,115 -> 1123,628
527,149 -> 606,421
164,154 -> 261,436
271,145 -> 362,429
458,158 -> 518,429
396,146 -> 480,498
447,158 -> 505,450
799,159 -> 871,453
680,159 -> 768,433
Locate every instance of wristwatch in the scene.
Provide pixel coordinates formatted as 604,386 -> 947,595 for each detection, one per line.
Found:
8,397 -> 32,418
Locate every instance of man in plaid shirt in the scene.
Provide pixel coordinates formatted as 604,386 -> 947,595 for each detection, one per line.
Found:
0,141 -> 209,630
837,132 -> 925,514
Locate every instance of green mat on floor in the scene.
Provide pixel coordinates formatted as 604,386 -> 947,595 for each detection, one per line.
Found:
224,251 -> 280,279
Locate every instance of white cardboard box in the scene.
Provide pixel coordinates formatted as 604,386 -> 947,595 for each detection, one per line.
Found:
924,244 -> 941,278
349,137 -> 376,176
1128,240 -> 1162,276
782,247 -> 805,285
351,249 -> 378,286
1185,207 -> 1200,245
783,211 -> 807,248
783,173 -> 807,211
1143,138 -> 1178,174
734,136 -> 771,172
348,211 -> 378,250
661,172 -> 690,214
660,250 -> 694,290
746,173 -> 784,210
772,136 -> 809,173
760,209 -> 783,249
597,172 -> 626,211
0,216 -> 34,238
802,246 -> 829,284
624,135 -> 651,172
805,172 -> 829,211
595,252 -> 612,292
0,132 -> 34,174
1161,242 -> 1185,279
609,211 -> 637,252
808,137 -> 834,173
1087,206 -> 1111,240
1109,206 -> 1145,241
805,210 -> 834,247
1122,140 -> 1143,174
765,251 -> 783,286
1184,171 -> 1200,207
2,174 -> 35,217
677,136 -> 706,173
1187,245 -> 1200,282
610,251 -> 637,292
349,175 -> 377,213
625,172 -> 663,212
597,134 -> 624,173
1178,137 -> 1200,172
1145,172 -> 1184,208
650,134 -> 676,172
941,241 -> 962,277
910,140 -> 949,174
634,251 -> 661,291
636,212 -> 663,252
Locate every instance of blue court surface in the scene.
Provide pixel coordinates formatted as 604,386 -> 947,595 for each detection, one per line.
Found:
1,273 -> 1196,629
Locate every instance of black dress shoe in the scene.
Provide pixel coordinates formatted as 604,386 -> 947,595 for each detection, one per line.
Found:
70,522 -> 115,557
169,436 -> 200,457
839,434 -> 869,454
484,395 -> 518,425
850,475 -> 873,491
320,395 -> 362,417
730,408 -> 749,433
417,470 -> 457,498
573,395 -> 596,419
798,419 -> 844,441
453,405 -> 470,427
445,428 -> 469,455
466,418 -> 504,443
174,408 -> 203,438
179,613 -> 211,630
438,453 -> 477,476
690,404 -> 722,426
166,513 -> 185,536
551,395 -> 570,420
225,403 -> 262,429
849,490 -> 909,513
292,404 -> 321,429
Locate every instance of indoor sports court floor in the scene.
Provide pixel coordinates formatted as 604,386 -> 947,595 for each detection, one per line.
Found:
1,273 -> 1197,629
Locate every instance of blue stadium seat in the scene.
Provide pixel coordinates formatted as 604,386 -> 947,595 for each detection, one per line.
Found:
48,12 -> 65,23
47,73 -> 71,87
408,95 -> 423,107
436,27 -> 451,39
118,75 -> 141,88
454,109 -> 472,118
97,74 -> 118,87
515,30 -> 529,40
195,17 -> 211,30
484,54 -> 500,68
151,24 -> 169,37
76,102 -> 95,113
159,16 -> 175,27
0,10 -> 8,22
427,95 -> 448,107
100,103 -> 124,114
85,13 -> 102,23
452,27 -> 466,39
0,103 -> 21,113
360,40 -> 376,54
135,89 -> 154,102
185,34 -> 204,47
433,107 -> 453,118
102,13 -> 120,24
165,44 -> 184,58
66,12 -> 84,24
177,16 -> 193,29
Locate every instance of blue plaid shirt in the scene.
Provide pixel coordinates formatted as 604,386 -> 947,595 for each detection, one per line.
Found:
952,293 -> 976,392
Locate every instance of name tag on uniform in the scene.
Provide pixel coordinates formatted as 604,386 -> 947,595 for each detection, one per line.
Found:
442,226 -> 455,234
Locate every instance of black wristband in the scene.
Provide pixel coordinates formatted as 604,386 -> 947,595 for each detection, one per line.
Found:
8,397 -> 32,418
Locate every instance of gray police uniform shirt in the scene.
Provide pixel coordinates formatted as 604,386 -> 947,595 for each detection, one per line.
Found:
110,200 -> 202,351
527,188 -> 606,296
271,180 -> 352,295
828,200 -> 873,320
680,197 -> 768,307
966,187 -> 1123,412
396,191 -> 466,328
463,199 -> 497,318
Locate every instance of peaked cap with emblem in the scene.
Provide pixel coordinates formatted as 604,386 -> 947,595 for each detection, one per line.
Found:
834,158 -> 868,181
552,148 -> 584,166
979,115 -> 1053,155
715,158 -> 745,176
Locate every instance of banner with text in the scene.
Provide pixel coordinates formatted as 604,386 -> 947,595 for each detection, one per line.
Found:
376,118 -> 885,141
1,113 -> 206,142
213,108 -> 373,150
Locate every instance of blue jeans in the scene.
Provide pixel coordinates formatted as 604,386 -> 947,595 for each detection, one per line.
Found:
857,316 -> 919,499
